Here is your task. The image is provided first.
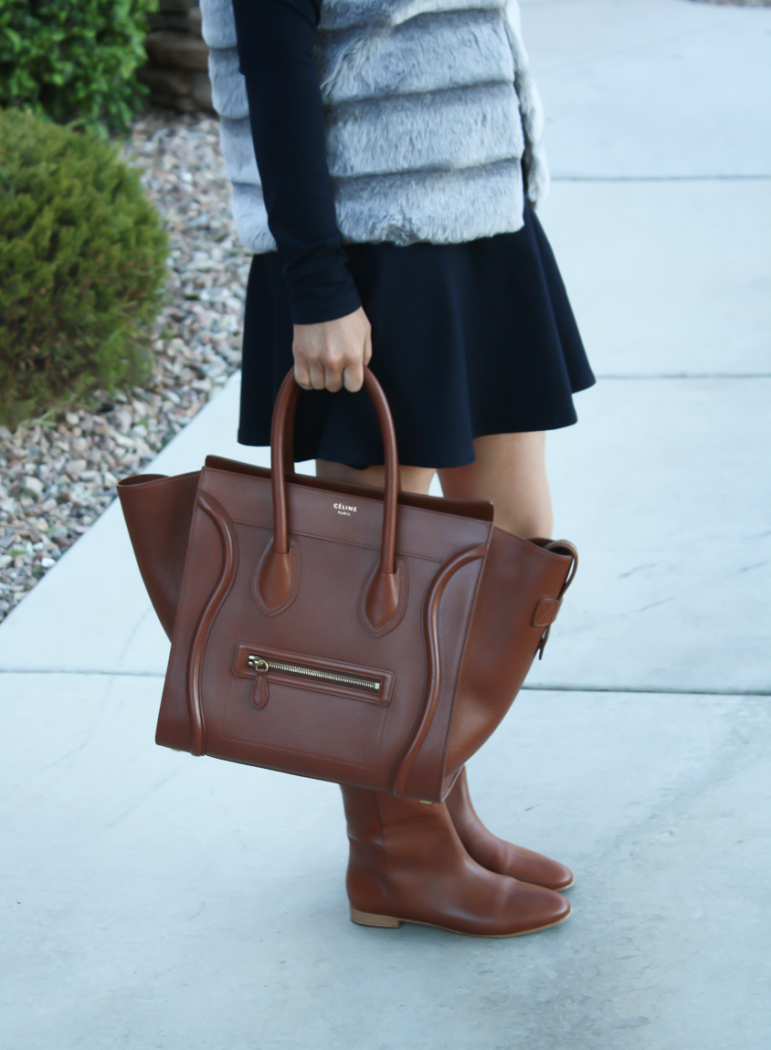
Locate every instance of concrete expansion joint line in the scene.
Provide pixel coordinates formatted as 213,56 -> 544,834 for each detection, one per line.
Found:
551,174 -> 771,182
0,667 -> 166,679
523,685 -> 771,698
597,374 -> 771,380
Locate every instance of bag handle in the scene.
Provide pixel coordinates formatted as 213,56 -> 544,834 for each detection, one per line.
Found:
256,366 -> 404,633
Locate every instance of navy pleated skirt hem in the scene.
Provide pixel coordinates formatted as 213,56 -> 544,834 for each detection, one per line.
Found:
237,206 -> 595,469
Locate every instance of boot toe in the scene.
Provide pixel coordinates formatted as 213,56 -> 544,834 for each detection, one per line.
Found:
551,863 -> 574,892
505,880 -> 571,936
446,767 -> 575,891
501,845 -> 574,892
531,857 -> 574,892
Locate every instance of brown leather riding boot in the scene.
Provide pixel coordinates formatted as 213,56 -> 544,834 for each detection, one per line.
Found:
445,767 -> 574,891
340,785 -> 570,937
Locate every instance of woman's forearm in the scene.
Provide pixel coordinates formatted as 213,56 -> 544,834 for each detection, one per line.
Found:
232,0 -> 361,325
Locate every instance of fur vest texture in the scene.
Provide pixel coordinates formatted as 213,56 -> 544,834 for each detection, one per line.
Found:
200,0 -> 549,254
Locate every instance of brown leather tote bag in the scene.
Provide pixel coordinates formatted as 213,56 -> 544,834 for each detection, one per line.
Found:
118,368 -> 577,802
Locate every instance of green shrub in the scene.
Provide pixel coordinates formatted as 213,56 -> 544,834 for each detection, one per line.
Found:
0,108 -> 168,428
0,0 -> 158,136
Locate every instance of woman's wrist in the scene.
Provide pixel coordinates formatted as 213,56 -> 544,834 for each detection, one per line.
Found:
287,274 -> 362,327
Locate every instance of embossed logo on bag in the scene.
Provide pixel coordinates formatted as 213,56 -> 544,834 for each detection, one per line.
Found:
334,502 -> 357,517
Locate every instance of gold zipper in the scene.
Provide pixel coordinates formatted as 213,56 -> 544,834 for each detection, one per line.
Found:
247,653 -> 381,693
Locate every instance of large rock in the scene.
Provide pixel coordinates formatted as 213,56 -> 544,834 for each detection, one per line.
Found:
149,91 -> 200,113
190,71 -> 212,110
189,7 -> 203,37
148,7 -> 203,35
145,30 -> 209,71
148,13 -> 193,32
137,65 -> 194,97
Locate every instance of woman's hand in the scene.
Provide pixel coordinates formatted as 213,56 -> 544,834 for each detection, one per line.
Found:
293,306 -> 372,393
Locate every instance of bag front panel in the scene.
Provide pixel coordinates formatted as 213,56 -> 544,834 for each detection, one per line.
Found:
200,520 -> 439,788
159,467 -> 492,797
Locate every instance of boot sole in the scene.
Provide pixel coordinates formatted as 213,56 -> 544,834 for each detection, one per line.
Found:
350,904 -> 571,937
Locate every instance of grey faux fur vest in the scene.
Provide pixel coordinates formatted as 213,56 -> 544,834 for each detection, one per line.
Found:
200,0 -> 548,254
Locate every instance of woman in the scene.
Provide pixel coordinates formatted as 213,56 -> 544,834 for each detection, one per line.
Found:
202,0 -> 595,936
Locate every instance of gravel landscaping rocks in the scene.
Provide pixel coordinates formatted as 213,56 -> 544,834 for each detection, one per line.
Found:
0,111 -> 251,623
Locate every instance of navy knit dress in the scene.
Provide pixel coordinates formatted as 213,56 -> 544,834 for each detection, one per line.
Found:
232,0 -> 595,469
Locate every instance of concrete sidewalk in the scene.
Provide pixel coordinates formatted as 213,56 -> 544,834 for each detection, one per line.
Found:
2,1 -> 770,1047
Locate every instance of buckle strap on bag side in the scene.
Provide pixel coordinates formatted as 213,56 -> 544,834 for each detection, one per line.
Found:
535,540 -> 578,660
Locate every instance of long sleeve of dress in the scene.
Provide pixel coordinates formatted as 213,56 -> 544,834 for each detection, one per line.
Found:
231,0 -> 362,325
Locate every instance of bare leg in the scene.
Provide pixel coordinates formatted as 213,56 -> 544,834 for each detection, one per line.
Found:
316,459 -> 435,496
439,432 -> 553,538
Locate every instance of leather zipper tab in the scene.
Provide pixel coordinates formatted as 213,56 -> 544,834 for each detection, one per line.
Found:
251,662 -> 270,708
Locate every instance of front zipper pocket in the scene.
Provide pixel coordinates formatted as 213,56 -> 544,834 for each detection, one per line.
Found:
247,653 -> 382,696
231,642 -> 394,710
221,643 -> 395,769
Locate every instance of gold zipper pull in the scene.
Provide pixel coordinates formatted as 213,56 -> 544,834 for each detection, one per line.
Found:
250,658 -> 270,709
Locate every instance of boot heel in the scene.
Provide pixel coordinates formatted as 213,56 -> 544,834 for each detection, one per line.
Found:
350,906 -> 402,928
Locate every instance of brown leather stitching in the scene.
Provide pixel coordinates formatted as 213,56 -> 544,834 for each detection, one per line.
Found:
358,555 -> 409,637
391,543 -> 486,797
252,535 -> 301,616
187,492 -> 239,756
